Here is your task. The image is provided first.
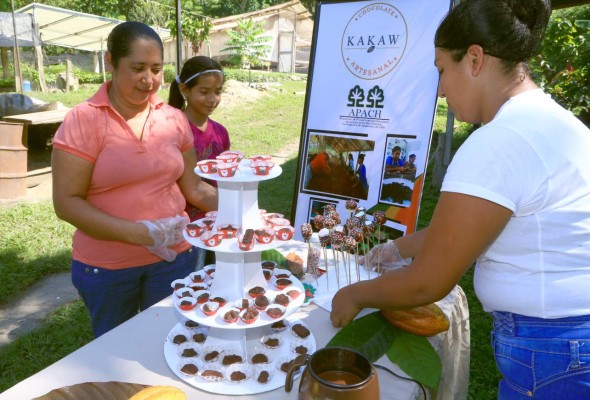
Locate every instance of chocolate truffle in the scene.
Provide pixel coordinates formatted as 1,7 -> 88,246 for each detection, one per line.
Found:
180,363 -> 198,375
257,370 -> 270,383
252,353 -> 269,364
292,323 -> 310,339
274,294 -> 290,307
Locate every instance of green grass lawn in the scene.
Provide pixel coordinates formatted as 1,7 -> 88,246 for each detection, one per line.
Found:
0,77 -> 500,398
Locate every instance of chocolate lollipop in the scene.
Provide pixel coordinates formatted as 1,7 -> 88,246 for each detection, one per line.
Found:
330,229 -> 344,288
318,228 -> 331,290
324,216 -> 335,230
343,235 -> 357,284
345,199 -> 358,217
350,227 -> 366,280
324,209 -> 341,225
373,210 -> 387,225
323,204 -> 336,213
313,214 -> 325,230
301,223 -> 313,241
301,222 -> 315,284
373,211 -> 387,274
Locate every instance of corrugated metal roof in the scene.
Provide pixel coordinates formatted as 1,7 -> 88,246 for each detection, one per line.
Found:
16,3 -> 171,53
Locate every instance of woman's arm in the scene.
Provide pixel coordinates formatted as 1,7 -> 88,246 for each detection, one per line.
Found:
331,192 -> 512,327
177,148 -> 218,211
51,149 -> 152,246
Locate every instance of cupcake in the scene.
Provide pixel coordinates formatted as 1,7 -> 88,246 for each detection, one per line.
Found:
200,231 -> 222,247
275,278 -> 293,290
235,298 -> 253,310
265,305 -> 286,319
189,271 -> 207,284
177,342 -> 200,358
221,348 -> 246,366
274,226 -> 295,241
168,327 -> 191,345
184,223 -> 203,238
254,227 -> 275,244
199,365 -> 224,382
290,340 -> 313,356
211,296 -> 227,307
248,286 -> 266,298
225,363 -> 253,383
254,295 -> 270,310
178,358 -> 200,377
254,365 -> 275,385
201,345 -> 222,363
203,265 -> 216,276
176,296 -> 197,311
217,224 -> 239,239
270,319 -> 289,333
196,159 -> 218,174
222,308 -> 240,324
274,269 -> 292,279
174,287 -> 194,299
171,278 -> 188,291
285,288 -> 303,300
194,290 -> 211,304
200,301 -> 220,317
249,347 -> 273,365
261,260 -> 277,271
273,293 -> 290,307
216,162 -> 238,178
239,307 -> 259,324
262,269 -> 273,281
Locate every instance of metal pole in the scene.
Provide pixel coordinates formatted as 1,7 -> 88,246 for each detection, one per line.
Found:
11,0 -> 23,93
175,0 -> 182,75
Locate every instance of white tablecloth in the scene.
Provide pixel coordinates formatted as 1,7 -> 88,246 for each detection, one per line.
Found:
0,243 -> 470,400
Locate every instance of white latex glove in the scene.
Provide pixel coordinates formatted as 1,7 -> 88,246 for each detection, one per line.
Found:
359,240 -> 407,273
139,215 -> 189,262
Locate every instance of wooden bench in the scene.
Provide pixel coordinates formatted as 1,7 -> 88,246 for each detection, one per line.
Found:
2,108 -> 70,147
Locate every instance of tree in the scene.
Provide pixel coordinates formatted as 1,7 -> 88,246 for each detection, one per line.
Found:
169,14 -> 213,55
531,5 -> 590,125
221,17 -> 272,82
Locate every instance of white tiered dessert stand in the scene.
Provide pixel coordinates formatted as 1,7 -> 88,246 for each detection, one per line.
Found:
164,158 -> 316,395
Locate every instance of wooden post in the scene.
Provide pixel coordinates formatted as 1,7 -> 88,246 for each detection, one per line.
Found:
65,59 -> 72,92
34,24 -> 47,93
11,0 -> 23,93
1,48 -> 9,79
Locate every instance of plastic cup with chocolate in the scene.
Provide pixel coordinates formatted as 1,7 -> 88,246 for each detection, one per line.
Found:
254,227 -> 275,244
185,223 -> 203,238
217,223 -> 239,239
216,162 -> 238,178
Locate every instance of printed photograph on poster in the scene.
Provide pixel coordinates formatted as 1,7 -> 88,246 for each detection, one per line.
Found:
308,197 -> 338,231
301,132 -> 375,200
369,219 -> 406,249
379,135 -> 420,207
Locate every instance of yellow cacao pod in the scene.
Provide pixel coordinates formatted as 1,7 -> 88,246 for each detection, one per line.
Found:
381,303 -> 450,337
128,386 -> 187,400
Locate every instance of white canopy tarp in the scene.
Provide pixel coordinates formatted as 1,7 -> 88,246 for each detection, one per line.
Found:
16,3 -> 171,53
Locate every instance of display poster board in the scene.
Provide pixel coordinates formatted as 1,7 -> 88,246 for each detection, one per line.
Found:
292,0 -> 452,242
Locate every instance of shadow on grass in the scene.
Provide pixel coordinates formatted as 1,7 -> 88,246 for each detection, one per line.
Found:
0,247 -> 72,308
0,300 -> 92,393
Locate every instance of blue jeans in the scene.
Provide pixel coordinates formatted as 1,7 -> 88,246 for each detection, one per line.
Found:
72,247 -> 197,338
492,311 -> 590,399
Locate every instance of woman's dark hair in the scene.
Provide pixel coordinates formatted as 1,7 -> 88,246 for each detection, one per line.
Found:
107,21 -> 163,68
168,56 -> 224,109
435,0 -> 551,70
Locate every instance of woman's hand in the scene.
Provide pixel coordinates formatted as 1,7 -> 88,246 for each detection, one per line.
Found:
330,285 -> 363,328
139,215 -> 189,262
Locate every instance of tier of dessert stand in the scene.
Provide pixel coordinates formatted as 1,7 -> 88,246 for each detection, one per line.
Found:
164,154 -> 316,395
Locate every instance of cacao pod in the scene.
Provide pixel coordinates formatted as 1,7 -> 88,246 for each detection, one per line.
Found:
381,303 -> 449,337
129,386 -> 187,400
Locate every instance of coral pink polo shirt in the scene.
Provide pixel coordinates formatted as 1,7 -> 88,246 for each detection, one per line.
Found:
53,82 -> 193,269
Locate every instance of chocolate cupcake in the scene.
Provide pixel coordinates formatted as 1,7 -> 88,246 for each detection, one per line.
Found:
254,295 -> 270,310
265,305 -> 286,319
248,286 -> 266,298
274,294 -> 290,307
222,308 -> 240,324
275,278 -> 292,290
239,307 -> 259,324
